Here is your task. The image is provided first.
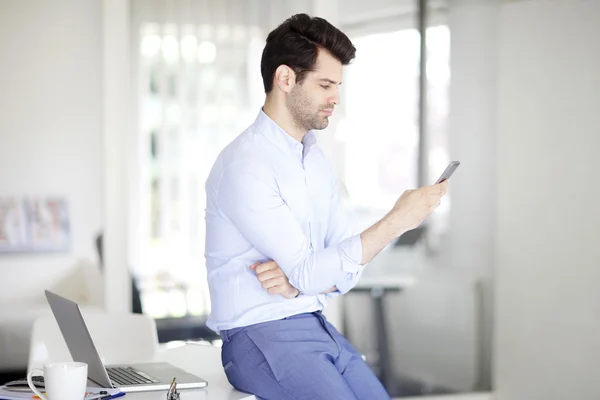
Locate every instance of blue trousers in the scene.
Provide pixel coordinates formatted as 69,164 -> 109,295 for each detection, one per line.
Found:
220,311 -> 390,400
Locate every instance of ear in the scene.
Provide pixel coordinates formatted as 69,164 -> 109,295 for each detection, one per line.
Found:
274,65 -> 296,93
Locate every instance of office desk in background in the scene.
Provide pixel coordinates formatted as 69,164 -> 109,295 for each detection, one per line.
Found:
344,275 -> 416,397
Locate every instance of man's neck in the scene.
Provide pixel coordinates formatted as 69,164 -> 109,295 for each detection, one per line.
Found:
262,100 -> 307,143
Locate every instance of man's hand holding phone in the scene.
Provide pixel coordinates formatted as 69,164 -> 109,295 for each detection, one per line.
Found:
389,160 -> 459,234
390,181 -> 448,233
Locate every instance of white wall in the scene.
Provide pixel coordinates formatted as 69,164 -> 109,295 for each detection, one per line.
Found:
445,0 -> 500,391
494,0 -> 600,399
353,0 -> 600,396
444,1 -> 600,397
0,0 -> 103,304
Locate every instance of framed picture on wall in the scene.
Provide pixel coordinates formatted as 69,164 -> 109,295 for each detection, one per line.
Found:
0,197 -> 70,253
0,197 -> 28,251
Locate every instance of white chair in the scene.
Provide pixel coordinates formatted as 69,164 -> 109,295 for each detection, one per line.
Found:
28,311 -> 158,372
0,260 -> 104,373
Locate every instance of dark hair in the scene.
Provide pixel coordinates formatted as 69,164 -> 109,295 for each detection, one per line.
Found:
260,13 -> 356,94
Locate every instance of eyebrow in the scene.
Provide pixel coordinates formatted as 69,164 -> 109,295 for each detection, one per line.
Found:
318,78 -> 342,86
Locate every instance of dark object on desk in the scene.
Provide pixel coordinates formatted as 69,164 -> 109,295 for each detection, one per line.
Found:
0,370 -> 26,386
394,225 -> 426,247
96,390 -> 125,399
167,377 -> 181,400
155,316 -> 219,344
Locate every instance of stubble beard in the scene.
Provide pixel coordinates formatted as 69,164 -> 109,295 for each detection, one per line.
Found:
287,85 -> 329,132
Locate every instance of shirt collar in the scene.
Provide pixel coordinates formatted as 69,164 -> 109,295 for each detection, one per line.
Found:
254,109 -> 317,160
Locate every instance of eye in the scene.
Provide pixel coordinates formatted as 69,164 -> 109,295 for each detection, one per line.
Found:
320,84 -> 331,90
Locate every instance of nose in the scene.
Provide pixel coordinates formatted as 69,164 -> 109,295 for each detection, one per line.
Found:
329,86 -> 340,106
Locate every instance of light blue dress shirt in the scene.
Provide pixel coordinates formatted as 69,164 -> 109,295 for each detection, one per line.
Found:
204,110 -> 364,332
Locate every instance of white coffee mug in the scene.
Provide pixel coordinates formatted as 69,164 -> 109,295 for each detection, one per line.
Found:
27,362 -> 88,400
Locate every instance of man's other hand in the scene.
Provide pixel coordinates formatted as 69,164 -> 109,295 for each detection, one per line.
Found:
250,260 -> 300,299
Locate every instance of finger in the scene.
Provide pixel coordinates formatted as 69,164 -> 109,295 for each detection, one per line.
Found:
249,262 -> 261,270
427,199 -> 441,211
440,181 -> 449,194
254,260 -> 277,275
429,184 -> 447,196
256,266 -> 283,281
262,277 -> 285,290
432,197 -> 442,206
267,286 -> 284,295
426,192 -> 443,203
266,283 -> 292,296
257,269 -> 282,282
424,185 -> 442,196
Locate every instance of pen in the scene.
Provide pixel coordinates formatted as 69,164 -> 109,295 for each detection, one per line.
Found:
99,393 -> 125,400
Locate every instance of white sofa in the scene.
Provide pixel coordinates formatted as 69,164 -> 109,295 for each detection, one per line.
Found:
0,260 -> 104,372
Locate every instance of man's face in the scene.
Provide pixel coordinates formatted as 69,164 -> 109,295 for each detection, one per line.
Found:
287,49 -> 343,131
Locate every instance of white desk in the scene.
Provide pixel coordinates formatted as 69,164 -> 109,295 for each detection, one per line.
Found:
400,394 -> 492,400
123,343 -> 256,400
124,387 -> 254,400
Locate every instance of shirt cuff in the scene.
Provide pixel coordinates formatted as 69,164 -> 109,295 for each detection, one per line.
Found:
334,234 -> 365,295
338,234 -> 363,272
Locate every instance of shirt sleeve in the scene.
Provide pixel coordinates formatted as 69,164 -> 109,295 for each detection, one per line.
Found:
324,173 -> 365,296
216,161 -> 363,296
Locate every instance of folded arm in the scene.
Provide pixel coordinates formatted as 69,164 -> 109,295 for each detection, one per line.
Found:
217,163 -> 363,296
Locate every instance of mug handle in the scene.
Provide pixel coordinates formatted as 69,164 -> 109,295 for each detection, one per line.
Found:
27,369 -> 47,400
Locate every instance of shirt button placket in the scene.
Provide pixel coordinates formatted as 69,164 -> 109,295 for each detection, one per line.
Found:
300,152 -> 312,248
305,166 -> 313,248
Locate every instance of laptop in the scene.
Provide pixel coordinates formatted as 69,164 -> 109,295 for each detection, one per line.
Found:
44,290 -> 208,392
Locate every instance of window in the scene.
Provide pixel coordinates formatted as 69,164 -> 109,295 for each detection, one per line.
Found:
135,23 -> 265,319
334,25 -> 451,234
337,29 -> 422,211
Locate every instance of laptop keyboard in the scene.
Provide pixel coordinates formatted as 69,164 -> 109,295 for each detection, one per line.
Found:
106,366 -> 160,386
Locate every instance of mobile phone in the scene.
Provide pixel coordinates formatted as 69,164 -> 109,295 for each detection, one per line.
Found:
435,161 -> 460,184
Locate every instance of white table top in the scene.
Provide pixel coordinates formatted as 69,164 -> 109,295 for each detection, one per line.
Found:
399,394 -> 492,400
125,390 -> 493,400
124,387 -> 254,400
123,343 -> 255,400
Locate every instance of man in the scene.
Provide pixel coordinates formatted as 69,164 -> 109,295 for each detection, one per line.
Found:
204,13 -> 447,400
